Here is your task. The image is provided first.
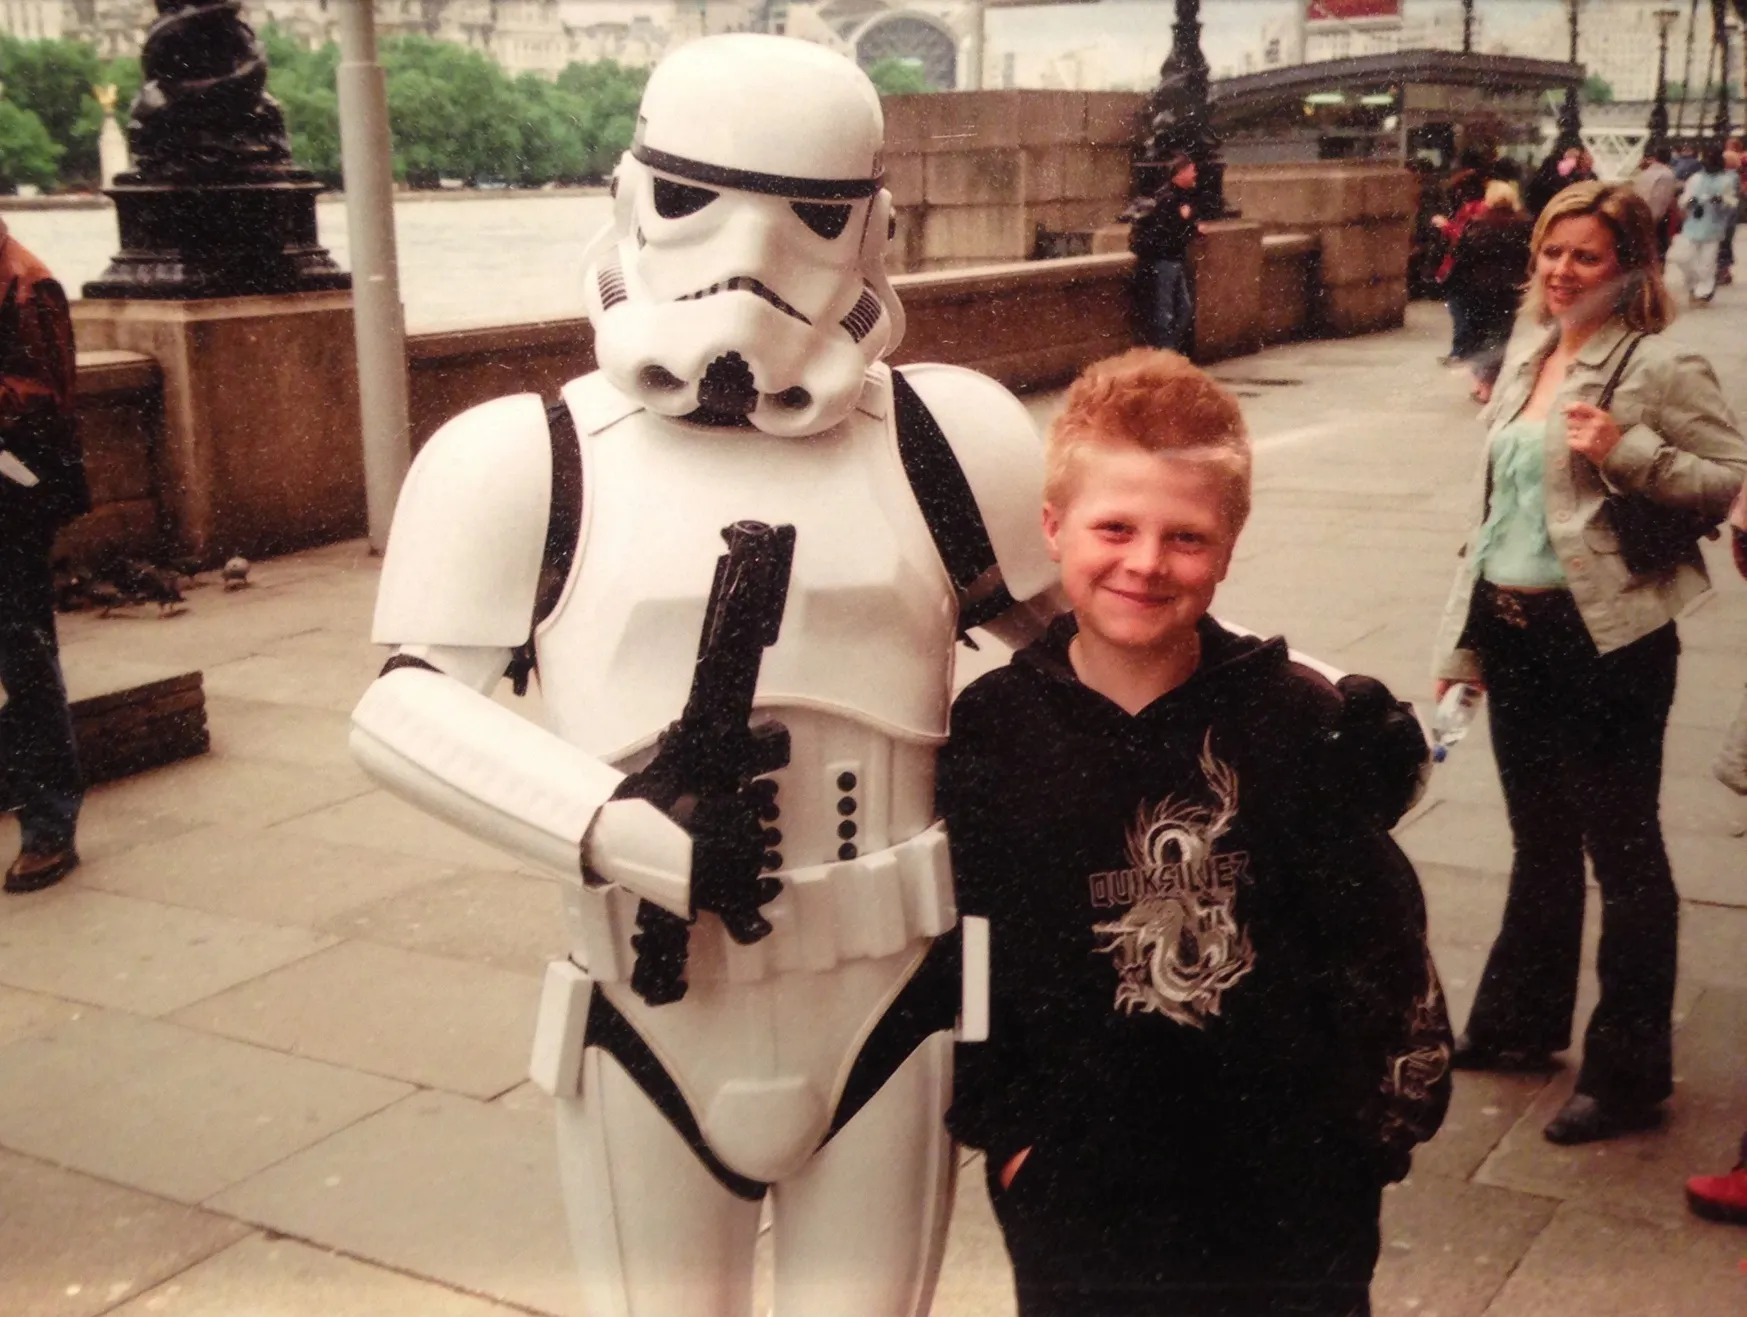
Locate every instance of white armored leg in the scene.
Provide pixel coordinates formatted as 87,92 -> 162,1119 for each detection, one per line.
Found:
769,1032 -> 955,1317
557,1049 -> 764,1317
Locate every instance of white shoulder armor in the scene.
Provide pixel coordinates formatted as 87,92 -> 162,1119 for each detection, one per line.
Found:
896,363 -> 1056,604
372,392 -> 553,648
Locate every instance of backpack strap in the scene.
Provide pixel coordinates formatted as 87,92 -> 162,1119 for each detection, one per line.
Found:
506,399 -> 584,695
889,367 -> 1014,638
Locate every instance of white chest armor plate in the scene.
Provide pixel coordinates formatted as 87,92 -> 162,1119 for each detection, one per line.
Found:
538,373 -> 958,762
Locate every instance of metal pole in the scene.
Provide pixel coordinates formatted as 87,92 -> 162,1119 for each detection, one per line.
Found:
1716,7 -> 1735,138
1462,0 -> 1474,54
1558,0 -> 1584,151
1651,10 -> 1678,150
963,0 -> 984,89
1677,0 -> 1701,137
336,1 -> 411,554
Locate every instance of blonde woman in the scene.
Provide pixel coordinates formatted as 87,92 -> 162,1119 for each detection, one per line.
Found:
1444,180 -> 1534,403
1431,182 -> 1747,1145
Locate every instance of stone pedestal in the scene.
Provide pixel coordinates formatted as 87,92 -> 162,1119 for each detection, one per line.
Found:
83,177 -> 349,301
1189,219 -> 1264,362
71,292 -> 366,565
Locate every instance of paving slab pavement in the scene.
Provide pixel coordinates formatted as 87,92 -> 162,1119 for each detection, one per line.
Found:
5,300 -> 1747,1314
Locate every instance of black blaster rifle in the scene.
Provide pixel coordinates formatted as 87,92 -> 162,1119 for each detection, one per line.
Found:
616,519 -> 796,1006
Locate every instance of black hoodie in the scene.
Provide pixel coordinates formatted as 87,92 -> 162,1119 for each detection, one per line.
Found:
941,615 -> 1451,1203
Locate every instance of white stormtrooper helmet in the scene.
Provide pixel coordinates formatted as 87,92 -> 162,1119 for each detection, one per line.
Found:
581,34 -> 906,437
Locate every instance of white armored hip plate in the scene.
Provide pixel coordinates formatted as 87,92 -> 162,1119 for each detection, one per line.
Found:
539,409 -> 957,759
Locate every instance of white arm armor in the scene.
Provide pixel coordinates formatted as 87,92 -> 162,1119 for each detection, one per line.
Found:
899,362 -> 1062,617
352,392 -> 694,915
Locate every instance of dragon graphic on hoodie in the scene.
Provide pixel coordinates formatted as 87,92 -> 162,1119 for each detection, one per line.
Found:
1091,733 -> 1256,1027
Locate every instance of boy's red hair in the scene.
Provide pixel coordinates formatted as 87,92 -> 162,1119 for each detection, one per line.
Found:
1045,349 -> 1252,529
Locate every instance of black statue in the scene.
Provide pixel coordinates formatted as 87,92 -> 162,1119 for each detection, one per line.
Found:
84,0 -> 348,299
127,0 -> 296,182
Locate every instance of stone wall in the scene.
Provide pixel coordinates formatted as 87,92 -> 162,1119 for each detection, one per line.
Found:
882,91 -> 1146,270
63,350 -> 163,566
1223,164 -> 1414,336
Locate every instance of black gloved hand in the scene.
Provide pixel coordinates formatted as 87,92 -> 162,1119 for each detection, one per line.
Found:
1331,674 -> 1430,828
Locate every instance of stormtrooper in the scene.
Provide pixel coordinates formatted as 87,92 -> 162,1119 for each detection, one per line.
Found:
351,34 -> 1061,1317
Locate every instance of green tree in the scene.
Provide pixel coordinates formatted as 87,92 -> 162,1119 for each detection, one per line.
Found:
555,59 -> 647,177
0,98 -> 63,191
260,23 -> 341,181
382,36 -> 523,185
1581,73 -> 1614,105
511,73 -> 591,185
866,56 -> 933,96
0,35 -> 102,184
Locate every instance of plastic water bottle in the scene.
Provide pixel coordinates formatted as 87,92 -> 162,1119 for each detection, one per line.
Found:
1430,682 -> 1482,764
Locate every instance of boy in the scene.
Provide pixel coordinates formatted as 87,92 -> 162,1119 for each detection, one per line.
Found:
941,350 -> 1451,1317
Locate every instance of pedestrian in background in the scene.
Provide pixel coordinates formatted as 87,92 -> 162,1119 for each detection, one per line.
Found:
0,218 -> 87,894
1631,145 -> 1680,258
1444,180 -> 1533,404
1524,145 -> 1595,219
1433,168 -> 1489,363
1716,137 -> 1742,286
1126,152 -> 1201,355
1669,144 -> 1739,304
1432,182 -> 1747,1146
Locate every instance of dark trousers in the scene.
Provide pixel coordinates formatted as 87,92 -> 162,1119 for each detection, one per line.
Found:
1,523 -> 81,851
986,1150 -> 1379,1317
1466,585 -> 1679,1107
1142,259 -> 1194,355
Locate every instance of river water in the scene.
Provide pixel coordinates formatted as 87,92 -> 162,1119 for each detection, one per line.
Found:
8,192 -> 616,332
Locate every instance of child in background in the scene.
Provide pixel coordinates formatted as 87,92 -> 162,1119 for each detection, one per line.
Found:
941,349 -> 1451,1317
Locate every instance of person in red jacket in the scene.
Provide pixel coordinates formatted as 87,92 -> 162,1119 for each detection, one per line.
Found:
0,218 -> 88,893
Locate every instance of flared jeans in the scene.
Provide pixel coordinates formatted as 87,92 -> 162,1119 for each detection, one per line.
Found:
1465,584 -> 1679,1108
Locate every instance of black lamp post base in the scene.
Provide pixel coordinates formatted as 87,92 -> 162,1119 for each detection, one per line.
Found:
83,174 -> 350,300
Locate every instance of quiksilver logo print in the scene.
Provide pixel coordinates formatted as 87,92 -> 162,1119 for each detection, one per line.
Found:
1089,733 -> 1255,1027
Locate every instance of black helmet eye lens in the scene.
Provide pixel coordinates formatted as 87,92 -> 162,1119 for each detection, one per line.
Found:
791,202 -> 853,240
653,177 -> 719,219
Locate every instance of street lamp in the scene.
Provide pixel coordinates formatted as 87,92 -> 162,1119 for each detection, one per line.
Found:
1556,0 -> 1584,152
1142,0 -> 1227,216
1649,7 -> 1681,151
1462,0 -> 1474,55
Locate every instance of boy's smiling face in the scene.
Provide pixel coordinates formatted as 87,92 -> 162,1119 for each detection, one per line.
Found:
1042,442 -> 1237,664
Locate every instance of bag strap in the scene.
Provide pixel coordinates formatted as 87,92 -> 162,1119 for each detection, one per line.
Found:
889,367 -> 1014,636
1595,332 -> 1645,411
506,399 -> 583,695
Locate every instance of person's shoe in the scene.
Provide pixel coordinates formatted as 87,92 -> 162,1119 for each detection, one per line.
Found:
1717,269 -> 1733,286
4,844 -> 79,894
1542,1093 -> 1663,1146
1450,1033 -> 1559,1073
1686,1163 -> 1747,1225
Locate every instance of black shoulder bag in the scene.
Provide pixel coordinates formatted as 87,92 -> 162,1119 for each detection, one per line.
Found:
1594,334 -> 1722,576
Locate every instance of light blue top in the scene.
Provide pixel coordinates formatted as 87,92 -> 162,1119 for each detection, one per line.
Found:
1681,169 -> 1740,245
1475,418 -> 1568,589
